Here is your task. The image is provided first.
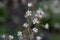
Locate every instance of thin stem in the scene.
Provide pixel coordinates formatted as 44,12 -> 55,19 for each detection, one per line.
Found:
26,18 -> 31,40
22,29 -> 27,40
30,30 -> 34,40
30,23 -> 39,39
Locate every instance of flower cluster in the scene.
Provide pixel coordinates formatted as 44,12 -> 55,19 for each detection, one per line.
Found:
0,2 -> 49,40
22,2 -> 49,40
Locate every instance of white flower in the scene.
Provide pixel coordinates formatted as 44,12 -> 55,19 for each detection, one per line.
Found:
32,28 -> 38,33
36,9 -> 41,14
17,31 -> 22,36
40,10 -> 44,15
35,14 -> 43,18
32,18 -> 39,24
35,8 -> 44,19
9,35 -> 13,40
17,31 -> 23,40
23,23 -> 29,28
38,15 -> 43,18
28,2 -> 33,7
44,23 -> 49,29
25,10 -> 32,18
36,36 -> 42,40
1,34 -> 5,39
36,9 -> 44,15
26,10 -> 32,16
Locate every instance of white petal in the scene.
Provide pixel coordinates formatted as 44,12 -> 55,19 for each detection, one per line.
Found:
26,10 -> 32,17
36,36 -> 42,40
23,23 -> 29,28
28,2 -> 33,7
40,10 -> 44,15
38,15 -> 43,18
17,31 -> 22,36
32,28 -> 38,33
32,18 -> 39,24
1,34 -> 5,38
44,23 -> 49,29
9,35 -> 14,39
36,9 -> 41,14
18,31 -> 22,34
